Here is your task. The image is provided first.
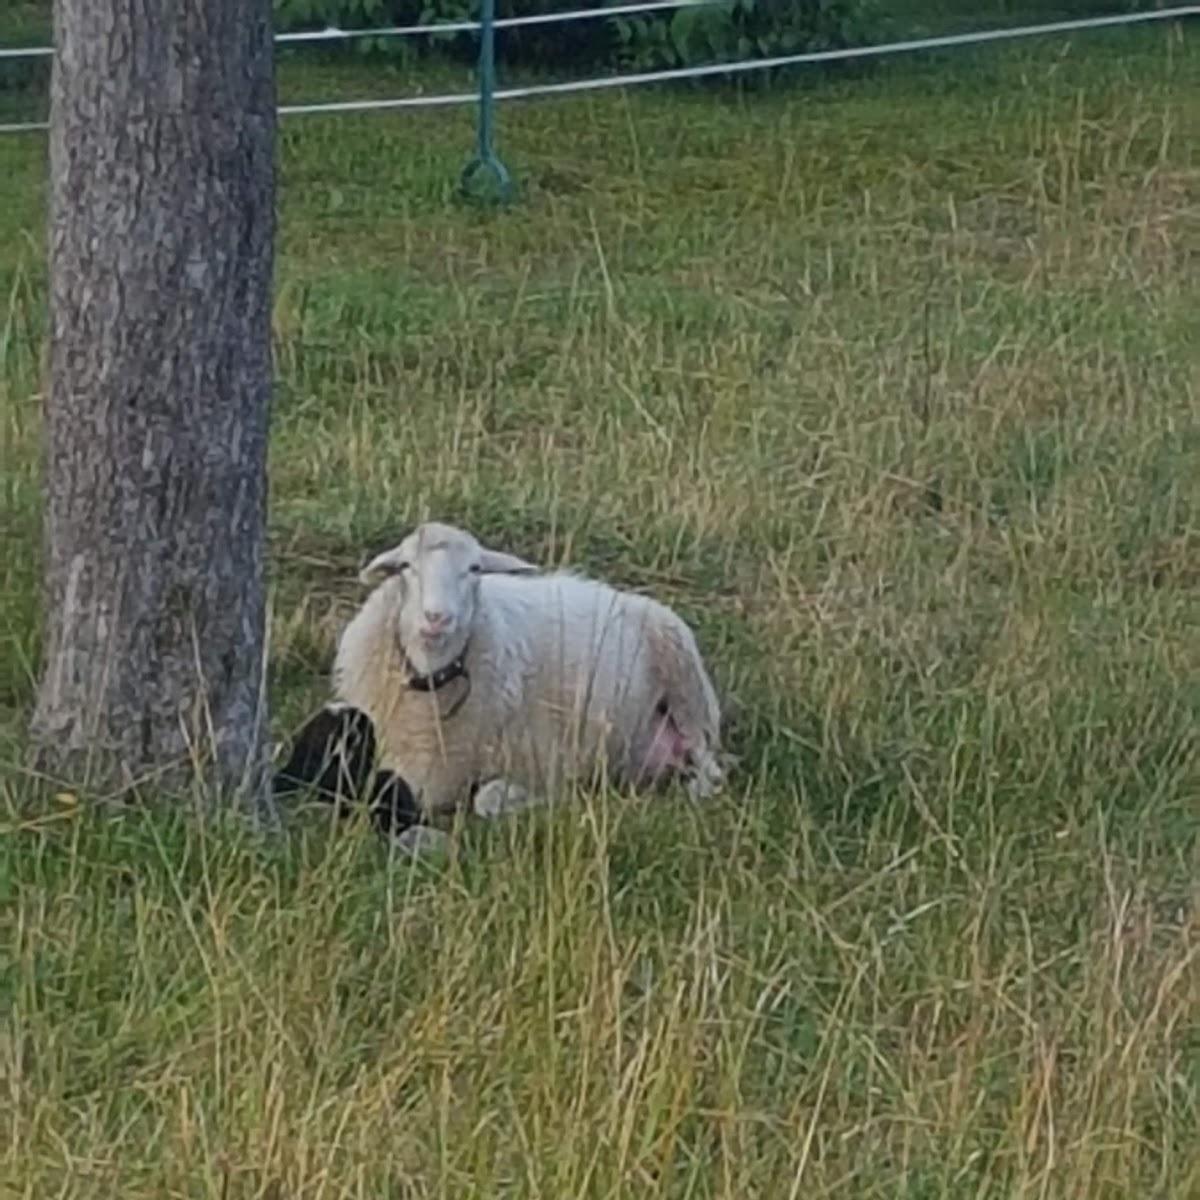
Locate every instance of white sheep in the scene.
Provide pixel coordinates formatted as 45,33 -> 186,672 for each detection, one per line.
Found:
332,520 -> 725,834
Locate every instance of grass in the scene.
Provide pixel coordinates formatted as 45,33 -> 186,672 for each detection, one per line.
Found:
3,15 -> 1200,1199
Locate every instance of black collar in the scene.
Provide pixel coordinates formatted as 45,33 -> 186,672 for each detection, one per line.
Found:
397,637 -> 472,719
405,649 -> 468,693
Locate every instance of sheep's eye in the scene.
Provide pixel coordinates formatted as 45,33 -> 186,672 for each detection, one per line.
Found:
468,563 -> 482,575
389,561 -> 410,576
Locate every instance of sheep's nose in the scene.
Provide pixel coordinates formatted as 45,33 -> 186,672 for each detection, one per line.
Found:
423,610 -> 450,631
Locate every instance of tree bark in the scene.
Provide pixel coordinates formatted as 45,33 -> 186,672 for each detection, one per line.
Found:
32,0 -> 276,807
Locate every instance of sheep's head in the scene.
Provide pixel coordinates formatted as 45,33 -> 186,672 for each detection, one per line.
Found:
360,522 -> 537,665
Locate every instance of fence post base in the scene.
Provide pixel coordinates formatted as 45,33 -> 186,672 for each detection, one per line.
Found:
460,154 -> 515,205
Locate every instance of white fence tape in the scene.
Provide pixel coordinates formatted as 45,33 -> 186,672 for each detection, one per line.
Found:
278,0 -> 718,40
1,5 -> 1194,135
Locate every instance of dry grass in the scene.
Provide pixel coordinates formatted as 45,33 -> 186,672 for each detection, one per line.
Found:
2,19 -> 1199,1199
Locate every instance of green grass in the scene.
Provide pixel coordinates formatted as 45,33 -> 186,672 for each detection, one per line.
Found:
3,17 -> 1200,1199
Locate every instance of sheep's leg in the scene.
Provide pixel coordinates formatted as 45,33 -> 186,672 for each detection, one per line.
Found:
472,777 -> 544,819
684,749 -> 725,800
640,612 -> 724,801
638,710 -> 686,782
639,709 -> 725,800
389,825 -> 450,859
389,778 -> 546,858
368,769 -> 423,836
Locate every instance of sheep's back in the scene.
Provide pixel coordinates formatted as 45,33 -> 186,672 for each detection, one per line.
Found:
483,573 -> 662,780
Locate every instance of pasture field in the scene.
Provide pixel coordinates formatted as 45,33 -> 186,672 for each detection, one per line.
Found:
2,17 -> 1199,1199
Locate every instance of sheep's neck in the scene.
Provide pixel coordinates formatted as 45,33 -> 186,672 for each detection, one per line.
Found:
395,628 -> 470,684
407,649 -> 469,694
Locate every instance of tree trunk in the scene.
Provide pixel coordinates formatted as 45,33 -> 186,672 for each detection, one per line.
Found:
32,0 -> 276,807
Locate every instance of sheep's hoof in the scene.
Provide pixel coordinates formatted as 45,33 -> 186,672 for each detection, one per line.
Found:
473,778 -> 537,819
389,825 -> 450,860
685,752 -> 726,801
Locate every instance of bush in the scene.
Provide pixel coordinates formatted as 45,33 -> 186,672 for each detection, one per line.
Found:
615,0 -> 883,73
0,3 -> 51,97
894,0 -> 1168,34
272,0 -> 886,72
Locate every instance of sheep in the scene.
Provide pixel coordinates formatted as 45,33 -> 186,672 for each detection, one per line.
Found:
271,700 -> 491,855
272,701 -> 422,837
331,520 -> 726,829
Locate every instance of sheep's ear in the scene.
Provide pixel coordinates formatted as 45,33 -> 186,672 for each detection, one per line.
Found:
359,546 -> 409,587
478,547 -> 539,575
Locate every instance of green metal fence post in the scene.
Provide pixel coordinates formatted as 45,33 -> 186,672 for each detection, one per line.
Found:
460,0 -> 515,204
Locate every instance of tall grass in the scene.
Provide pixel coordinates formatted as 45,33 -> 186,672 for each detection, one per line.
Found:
2,20 -> 1198,1198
